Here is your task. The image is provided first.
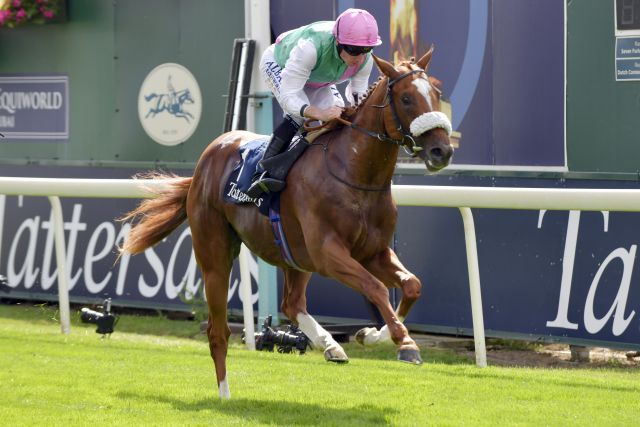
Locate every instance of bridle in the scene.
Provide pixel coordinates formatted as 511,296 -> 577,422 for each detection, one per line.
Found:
373,68 -> 427,157
305,68 -> 428,157
304,66 -> 445,192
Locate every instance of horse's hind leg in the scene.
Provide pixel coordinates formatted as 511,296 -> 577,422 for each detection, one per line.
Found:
281,269 -> 348,363
190,211 -> 240,399
356,247 -> 422,346
202,268 -> 233,399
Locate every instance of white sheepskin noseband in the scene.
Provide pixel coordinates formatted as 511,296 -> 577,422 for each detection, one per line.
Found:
409,111 -> 452,137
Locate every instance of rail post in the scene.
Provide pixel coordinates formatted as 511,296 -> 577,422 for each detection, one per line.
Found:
459,207 -> 487,367
47,196 -> 70,334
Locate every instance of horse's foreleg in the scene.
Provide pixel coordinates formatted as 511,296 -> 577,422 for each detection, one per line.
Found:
312,236 -> 422,364
356,247 -> 422,346
176,112 -> 191,123
281,269 -> 348,363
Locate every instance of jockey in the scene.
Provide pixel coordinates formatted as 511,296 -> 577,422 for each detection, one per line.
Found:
246,8 -> 382,198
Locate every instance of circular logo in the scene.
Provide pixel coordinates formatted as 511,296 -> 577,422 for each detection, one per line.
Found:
138,63 -> 202,146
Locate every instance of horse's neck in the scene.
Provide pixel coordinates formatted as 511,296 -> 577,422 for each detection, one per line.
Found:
332,91 -> 399,188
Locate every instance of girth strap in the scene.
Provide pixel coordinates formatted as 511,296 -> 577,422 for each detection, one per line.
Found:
269,208 -> 304,271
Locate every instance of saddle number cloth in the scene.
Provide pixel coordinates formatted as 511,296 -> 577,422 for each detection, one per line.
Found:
223,137 -> 269,210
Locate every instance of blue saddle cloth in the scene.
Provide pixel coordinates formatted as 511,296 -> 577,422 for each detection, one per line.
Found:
222,137 -> 303,269
223,137 -> 278,217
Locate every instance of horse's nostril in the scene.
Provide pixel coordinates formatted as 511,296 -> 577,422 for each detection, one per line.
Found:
430,147 -> 444,161
429,145 -> 453,163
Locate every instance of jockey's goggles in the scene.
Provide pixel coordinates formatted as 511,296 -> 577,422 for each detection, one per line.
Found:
340,44 -> 373,56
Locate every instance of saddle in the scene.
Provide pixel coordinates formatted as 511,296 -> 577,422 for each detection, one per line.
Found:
223,134 -> 310,216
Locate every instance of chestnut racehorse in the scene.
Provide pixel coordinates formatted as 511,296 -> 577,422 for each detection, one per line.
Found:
121,48 -> 454,399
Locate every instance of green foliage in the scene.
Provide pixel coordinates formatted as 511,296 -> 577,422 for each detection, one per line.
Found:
1,303 -> 639,426
177,284 -> 209,323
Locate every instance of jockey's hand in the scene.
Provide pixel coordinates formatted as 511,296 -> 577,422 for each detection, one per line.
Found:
304,105 -> 344,123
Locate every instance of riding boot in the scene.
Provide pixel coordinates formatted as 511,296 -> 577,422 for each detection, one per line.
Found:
246,115 -> 300,197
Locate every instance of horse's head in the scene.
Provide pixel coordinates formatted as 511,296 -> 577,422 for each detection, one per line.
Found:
372,47 -> 454,172
179,89 -> 194,104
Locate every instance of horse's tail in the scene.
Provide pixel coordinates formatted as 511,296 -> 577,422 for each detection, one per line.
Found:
119,172 -> 192,255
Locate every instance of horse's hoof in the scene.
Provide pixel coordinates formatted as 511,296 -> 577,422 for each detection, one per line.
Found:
355,327 -> 375,346
397,348 -> 423,365
324,345 -> 349,363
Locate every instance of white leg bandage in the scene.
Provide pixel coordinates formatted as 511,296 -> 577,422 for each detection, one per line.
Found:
363,325 -> 391,345
218,375 -> 230,399
362,315 -> 405,345
296,313 -> 338,350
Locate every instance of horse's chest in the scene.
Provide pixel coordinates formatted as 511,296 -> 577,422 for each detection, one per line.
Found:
341,200 -> 396,253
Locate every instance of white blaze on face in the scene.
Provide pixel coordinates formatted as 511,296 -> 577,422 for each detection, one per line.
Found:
412,77 -> 433,110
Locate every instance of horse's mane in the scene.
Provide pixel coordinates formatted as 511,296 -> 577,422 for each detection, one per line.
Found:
343,58 -> 416,121
329,58 -> 416,128
336,76 -> 384,126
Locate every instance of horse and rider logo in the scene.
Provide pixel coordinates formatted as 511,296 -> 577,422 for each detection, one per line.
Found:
137,63 -> 202,146
144,76 -> 195,123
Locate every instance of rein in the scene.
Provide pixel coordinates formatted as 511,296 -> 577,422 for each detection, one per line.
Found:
304,116 -> 399,145
303,67 -> 427,192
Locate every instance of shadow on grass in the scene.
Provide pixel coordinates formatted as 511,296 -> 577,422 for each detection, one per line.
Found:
117,391 -> 396,425
228,338 -> 474,367
338,341 -> 473,366
430,364 -> 640,393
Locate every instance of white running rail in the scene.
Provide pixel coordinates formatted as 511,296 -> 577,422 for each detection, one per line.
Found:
5,178 -> 640,367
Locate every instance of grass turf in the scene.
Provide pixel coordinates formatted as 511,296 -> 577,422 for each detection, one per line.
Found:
1,303 -> 639,426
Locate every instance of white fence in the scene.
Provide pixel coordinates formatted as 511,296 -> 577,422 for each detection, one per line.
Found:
5,177 -> 640,367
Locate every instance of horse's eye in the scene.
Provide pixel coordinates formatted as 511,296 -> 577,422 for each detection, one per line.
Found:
401,95 -> 411,105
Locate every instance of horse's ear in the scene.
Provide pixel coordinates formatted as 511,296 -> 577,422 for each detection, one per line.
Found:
372,54 -> 400,80
416,44 -> 435,72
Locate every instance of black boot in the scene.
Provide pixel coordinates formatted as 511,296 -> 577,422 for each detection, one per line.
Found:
246,116 -> 300,197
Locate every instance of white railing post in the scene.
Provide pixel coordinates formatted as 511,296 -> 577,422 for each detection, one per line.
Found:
458,207 -> 487,367
47,196 -> 70,335
239,244 -> 256,350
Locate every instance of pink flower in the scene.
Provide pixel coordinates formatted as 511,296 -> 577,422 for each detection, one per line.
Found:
0,10 -> 9,25
15,8 -> 25,20
43,9 -> 54,19
12,0 -> 21,8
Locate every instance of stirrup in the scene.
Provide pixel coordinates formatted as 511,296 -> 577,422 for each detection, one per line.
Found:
245,171 -> 286,198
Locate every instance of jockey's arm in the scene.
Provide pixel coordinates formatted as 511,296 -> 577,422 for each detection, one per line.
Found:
280,39 -> 343,123
345,55 -> 374,106
279,39 -> 317,118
